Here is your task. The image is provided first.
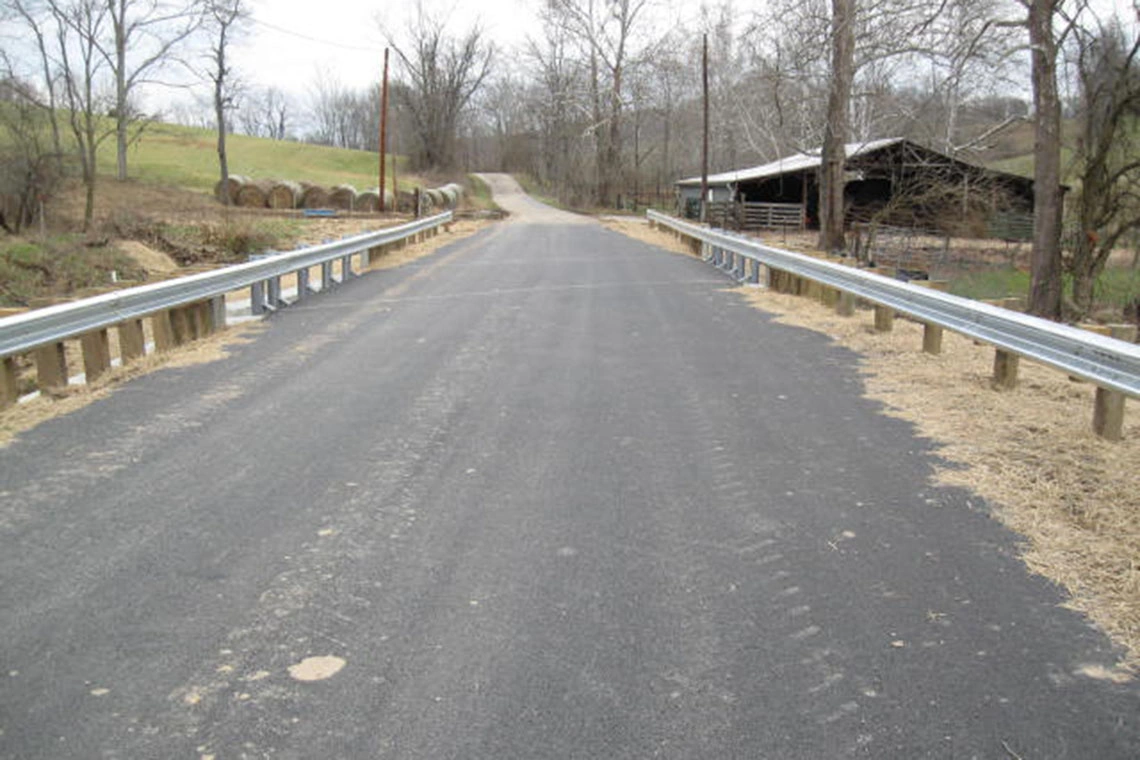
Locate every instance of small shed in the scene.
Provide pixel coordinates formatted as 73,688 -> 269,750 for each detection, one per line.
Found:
676,138 -> 1035,237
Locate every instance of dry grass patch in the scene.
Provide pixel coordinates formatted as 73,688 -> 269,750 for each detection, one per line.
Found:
607,218 -> 1140,670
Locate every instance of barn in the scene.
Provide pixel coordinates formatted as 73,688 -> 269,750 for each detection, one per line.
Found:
675,138 -> 1036,238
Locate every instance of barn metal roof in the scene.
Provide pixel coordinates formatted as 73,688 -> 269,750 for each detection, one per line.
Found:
675,138 -> 908,187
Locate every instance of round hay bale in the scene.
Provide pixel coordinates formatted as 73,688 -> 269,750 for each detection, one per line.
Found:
329,184 -> 358,210
267,180 -> 302,210
300,183 -> 330,209
356,189 -> 380,212
235,179 -> 273,208
425,188 -> 445,208
439,187 -> 458,208
396,190 -> 417,214
214,174 -> 248,205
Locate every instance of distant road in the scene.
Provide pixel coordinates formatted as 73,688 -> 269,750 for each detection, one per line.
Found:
1,175 -> 1137,758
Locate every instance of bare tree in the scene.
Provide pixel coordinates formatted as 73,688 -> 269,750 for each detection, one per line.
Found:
0,68 -> 64,234
204,0 -> 246,204
38,0 -> 116,230
101,0 -> 202,181
238,85 -> 289,139
547,0 -> 653,206
819,0 -> 855,252
1067,8 -> 1140,316
385,5 -> 493,171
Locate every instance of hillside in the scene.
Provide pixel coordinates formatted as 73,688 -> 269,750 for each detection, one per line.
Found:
108,121 -> 415,193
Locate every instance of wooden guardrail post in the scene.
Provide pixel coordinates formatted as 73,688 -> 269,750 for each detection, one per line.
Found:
1,357 -> 19,408
119,319 -> 146,363
922,324 -> 943,354
80,328 -> 112,382
1093,388 -> 1125,441
210,297 -> 226,331
874,305 -> 894,332
836,291 -> 855,317
993,349 -> 1020,389
169,307 -> 193,346
34,342 -> 68,389
152,311 -> 175,352
1090,324 -> 1136,441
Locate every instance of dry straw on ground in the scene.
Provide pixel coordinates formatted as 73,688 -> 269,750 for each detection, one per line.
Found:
608,218 -> 1140,671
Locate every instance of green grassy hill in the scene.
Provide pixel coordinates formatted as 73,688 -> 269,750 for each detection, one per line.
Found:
110,121 -> 410,192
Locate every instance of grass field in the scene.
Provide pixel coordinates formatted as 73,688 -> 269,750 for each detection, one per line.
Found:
948,263 -> 1140,312
104,120 -> 414,193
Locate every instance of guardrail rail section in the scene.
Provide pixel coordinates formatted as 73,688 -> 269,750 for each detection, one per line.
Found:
646,209 -> 1140,441
0,212 -> 453,407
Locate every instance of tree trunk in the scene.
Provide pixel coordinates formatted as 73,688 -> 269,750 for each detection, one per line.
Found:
1026,0 -> 1064,319
113,0 -> 128,181
819,0 -> 855,253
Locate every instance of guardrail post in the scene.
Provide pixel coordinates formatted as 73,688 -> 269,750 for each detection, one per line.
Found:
735,255 -> 746,280
1,357 -> 19,408
80,329 -> 112,383
34,342 -> 68,389
836,291 -> 856,317
749,259 -> 762,285
194,301 -> 214,336
321,261 -> 334,289
118,319 -> 146,363
267,277 -> 282,308
1093,388 -> 1125,441
874,305 -> 895,332
922,324 -> 943,354
170,307 -> 193,345
296,268 -> 309,301
341,255 -> 353,280
993,349 -> 1019,389
210,297 -> 226,330
152,311 -> 175,352
250,281 -> 266,315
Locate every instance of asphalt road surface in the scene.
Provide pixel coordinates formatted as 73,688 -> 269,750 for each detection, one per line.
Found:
2,175 -> 1138,759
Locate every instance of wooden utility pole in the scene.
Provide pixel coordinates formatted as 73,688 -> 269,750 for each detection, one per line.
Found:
379,48 -> 390,212
700,33 -> 709,223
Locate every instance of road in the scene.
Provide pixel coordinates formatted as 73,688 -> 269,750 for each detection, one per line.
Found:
1,175 -> 1137,758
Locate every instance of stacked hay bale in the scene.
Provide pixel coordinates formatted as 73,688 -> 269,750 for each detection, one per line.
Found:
356,188 -> 396,212
300,182 -> 331,209
267,180 -> 302,209
235,179 -> 274,208
213,174 -> 248,205
396,190 -> 417,214
329,184 -> 358,210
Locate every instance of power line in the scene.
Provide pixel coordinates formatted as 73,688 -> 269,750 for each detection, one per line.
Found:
249,16 -> 381,52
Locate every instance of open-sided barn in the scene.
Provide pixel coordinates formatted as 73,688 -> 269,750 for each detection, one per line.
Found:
675,138 -> 1036,238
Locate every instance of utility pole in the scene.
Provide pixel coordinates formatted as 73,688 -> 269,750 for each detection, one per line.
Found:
700,32 -> 709,223
379,48 -> 390,212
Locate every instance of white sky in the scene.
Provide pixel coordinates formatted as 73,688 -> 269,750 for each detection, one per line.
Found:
233,0 -> 544,96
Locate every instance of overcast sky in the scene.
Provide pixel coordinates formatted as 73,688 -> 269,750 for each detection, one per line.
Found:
232,0 -> 543,97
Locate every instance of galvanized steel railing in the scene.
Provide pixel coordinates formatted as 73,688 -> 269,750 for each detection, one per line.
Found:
647,209 -> 1139,439
0,212 -> 452,360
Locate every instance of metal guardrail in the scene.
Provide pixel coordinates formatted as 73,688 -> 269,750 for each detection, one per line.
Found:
647,210 -> 1140,399
0,212 -> 452,360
